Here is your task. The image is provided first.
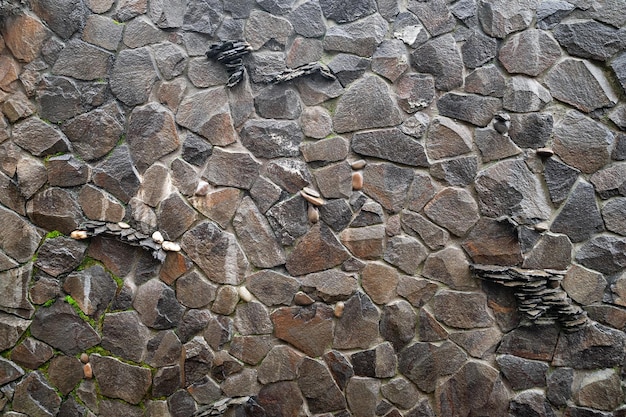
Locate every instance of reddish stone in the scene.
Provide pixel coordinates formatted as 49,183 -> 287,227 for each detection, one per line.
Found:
271,303 -> 334,357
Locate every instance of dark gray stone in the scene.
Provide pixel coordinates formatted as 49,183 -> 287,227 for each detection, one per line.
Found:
30,0 -> 87,39
61,102 -> 125,161
123,16 -> 168,48
333,292 -> 380,349
551,182 -> 604,242
424,187 -> 480,237
319,0 -> 376,23
247,270 -> 299,306
553,110 -> 614,174
182,133 -> 212,167
333,75 -> 401,133
266,194 -> 309,245
380,300 -> 417,351
546,59 -> 618,113
362,163 -> 414,213
612,51 -> 626,94
464,64 -> 506,97
498,28 -> 561,76
12,117 -> 69,158
352,128 -> 429,167
327,53 -> 371,87
430,156 -> 478,187
36,76 -> 82,123
477,0 -> 536,38
245,9 -> 293,50
392,11 -> 429,47
298,357 -> 346,413
323,13 -> 387,57
590,163 -> 626,199
537,0 -> 574,30
254,86 -> 302,120
110,47 -> 158,106
547,367 -> 573,407
133,279 -> 185,329
475,127 -> 521,163
602,197 -> 626,236
63,265 -> 117,319
503,76 -> 552,112
241,119 -> 302,158
371,39 -> 409,82
203,147 -> 261,190
12,371 -> 61,417
401,210 -> 449,250
92,145 -> 141,204
509,112 -> 553,149
83,14 -> 124,51
287,0 -> 326,37
399,341 -> 467,393
176,87 -> 237,146
234,301 -> 272,336
148,0 -> 184,28
407,0 -> 455,36
102,311 -> 151,363
412,34 -> 463,91
46,155 -> 89,187
576,235 -> 626,275
497,355 -> 548,390
91,354 -> 152,404
319,199 -> 352,232
30,300 -> 100,355
554,19 -> 624,62
475,159 -> 551,224
266,158 -> 312,193
52,40 -> 113,81
395,72 -> 435,113
462,30 -> 497,69
152,42 -> 187,80
552,323 -> 626,368
34,237 -> 85,278
183,0 -> 222,34
437,93 -> 501,127
27,187 -> 84,234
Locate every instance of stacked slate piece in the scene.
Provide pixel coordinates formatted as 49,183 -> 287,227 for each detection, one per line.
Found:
471,264 -> 589,332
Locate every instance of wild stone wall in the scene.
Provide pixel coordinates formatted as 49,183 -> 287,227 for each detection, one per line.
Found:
0,0 -> 626,416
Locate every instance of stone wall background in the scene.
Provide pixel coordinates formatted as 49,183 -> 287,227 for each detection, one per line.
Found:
1,0 -> 626,416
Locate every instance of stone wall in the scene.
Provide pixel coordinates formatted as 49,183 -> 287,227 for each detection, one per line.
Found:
1,0 -> 626,416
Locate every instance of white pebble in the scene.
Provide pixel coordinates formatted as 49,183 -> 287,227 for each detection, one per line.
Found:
118,222 -> 131,229
152,231 -> 164,243
308,205 -> 319,223
334,301 -> 345,318
70,230 -> 88,240
238,286 -> 253,302
351,159 -> 367,169
195,180 -> 210,196
162,241 -> 181,252
300,190 -> 324,206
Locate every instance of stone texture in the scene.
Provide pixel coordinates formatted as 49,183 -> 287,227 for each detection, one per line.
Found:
247,270 -> 299,306
48,355 -> 83,395
423,246 -> 477,289
176,270 -> 216,309
323,13 -> 387,57
411,34 -> 463,91
266,195 -> 309,245
550,182 -> 604,242
602,197 -> 626,235
255,86 -> 302,120
352,128 -> 429,167
399,341 -> 467,393
340,225 -> 385,260
576,235 -> 626,275
257,345 -> 303,384
12,117 -> 68,157
327,53 -> 371,87
497,355 -> 548,390
574,369 -> 622,411
102,311 -> 151,363
590,164 -> 626,199
110,47 -> 158,106
477,0 -> 536,38
27,187 -> 84,234
52,40 -> 113,80
319,0 -> 376,23
10,337 -> 54,370
286,223 -> 350,276
63,265 -> 117,318
301,136 -> 349,164
546,59 -> 618,113
1,13 -> 52,63
133,279 -> 184,329
552,323 -> 626,369
12,371 -> 61,417
346,377 -> 381,417
204,148 -> 260,190
554,19 -> 623,62
333,76 -> 401,133
240,119 -> 302,159
395,72 -> 435,113
544,157 -> 579,205
462,30 -> 497,69
266,158 -> 312,193
298,358 -> 346,413
424,187 -> 479,237
92,145 -> 141,203
503,76 -> 552,112
371,39 -> 409,82
176,88 -> 237,146
83,15 -> 123,51
245,9 -> 293,50
0,263 -> 34,318
432,290 -> 494,329
499,28 -> 561,76
547,367 -> 574,407
299,269 -> 358,302
437,93 -> 501,127
401,210 -> 449,250
383,235 -> 428,275
271,303 -> 334,357
91,354 -> 152,404
287,0 -> 325,37
380,300 -> 416,351
333,292 -> 380,349
362,163 -> 414,213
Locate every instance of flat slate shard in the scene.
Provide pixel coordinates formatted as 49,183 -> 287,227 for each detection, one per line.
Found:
352,128 -> 429,167
181,222 -> 249,284
333,75 -> 402,133
546,59 -> 618,113
412,34 -> 463,91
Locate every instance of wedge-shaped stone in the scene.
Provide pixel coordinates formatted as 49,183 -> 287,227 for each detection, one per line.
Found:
91,354 -> 152,404
177,87 -> 237,146
323,14 -> 387,57
271,304 -> 334,357
110,47 -> 158,106
412,34 -> 463,91
286,223 -> 349,276
298,357 -> 346,413
12,117 -> 69,157
352,128 -> 429,167
333,292 -> 380,349
399,341 -> 467,393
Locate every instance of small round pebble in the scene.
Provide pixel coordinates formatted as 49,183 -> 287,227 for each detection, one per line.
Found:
294,291 -> 315,306
152,231 -> 164,244
352,172 -> 363,190
308,205 -> 319,223
80,353 -> 89,363
162,241 -> 181,252
334,301 -> 345,318
351,159 -> 367,170
118,222 -> 131,229
195,180 -> 210,196
70,230 -> 88,240
238,286 -> 253,302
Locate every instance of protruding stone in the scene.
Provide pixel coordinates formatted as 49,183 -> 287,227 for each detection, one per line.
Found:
27,187 -> 84,234
602,197 -> 626,236
546,59 -> 618,113
498,28 -> 561,76
323,13 -> 387,57
203,148 -> 261,190
211,286 -> 239,315
590,164 -> 626,199
257,345 -> 303,384
266,195 -> 309,245
12,371 -> 61,417
339,225 -> 385,260
298,357 -> 346,413
299,269 -> 358,302
503,76 -> 552,112
552,323 -> 626,369
52,40 -> 113,81
464,64 -> 506,97
333,76 -> 401,133
271,303 -> 334,357
10,337 -> 54,370
245,9 -> 293,50
401,210 -> 449,251
12,117 -> 68,157
333,292 -> 380,349
1,13 -> 52,63
462,30 -> 497,69
327,53 -> 371,87
497,325 -> 560,361
110,47 -> 158,106
247,270 -> 299,306
462,218 -> 523,266
380,300 -> 416,351
554,19 -> 623,62
176,87 -> 236,146
371,39 -> 409,82
399,341 -> 467,393
91,354 -> 152,404
411,34 -> 463,91
383,235 -> 428,275
537,0 -> 574,30
576,235 -> 626,275
477,0 -> 536,38
549,181 -> 604,242
16,156 -> 47,200
437,93 -> 501,127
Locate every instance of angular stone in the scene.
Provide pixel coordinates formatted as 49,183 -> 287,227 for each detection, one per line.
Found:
143,330 -> 182,368
590,164 -> 626,199
544,158 -> 579,206
101,310 -> 150,363
13,371 -> 61,417
228,335 -> 272,366
352,128 -> 428,167
319,0 -> 375,23
0,356 -> 24,387
247,270 -> 299,306
602,197 -> 626,236
211,288 -> 238,319
394,72 -> 435,114
12,117 -> 68,157
351,200 -> 384,227
266,194 -> 309,245
254,86 -> 301,120
546,367 -> 573,407
61,102 -> 125,161
190,187 -> 242,229
380,300 -> 416,351
299,269 -> 358,302
423,187 -> 479,237
10,337 -> 54,370
30,300 -> 100,355
401,210 -> 449,251
323,13 -> 387,57
381,377 -> 419,410
509,390 -> 554,417
554,19 -> 623,62
399,341 -> 467,393
286,223 -> 350,276
612,51 -> 626,94
477,0 -> 536,38
561,265 -> 606,307
475,159 -> 551,223
92,145 -> 141,204
370,39 -> 409,82
1,13 -> 52,63
339,225 -> 385,260
346,377 -> 381,417
0,262 -> 34,318
496,355 -> 548,390
407,0 -> 455,36
384,235 -> 428,275
574,369 -> 622,411
585,305 -> 626,332
181,0 -> 222,34
286,0 -> 325,37
234,301 -> 272,335
52,40 -> 112,80
333,292 -> 380,349
154,193 -> 196,241
176,88 -> 236,146
521,233 -> 572,270
27,187 -> 84,234
48,355 -> 83,395
220,367 -> 260,397
45,155 -> 89,188
475,127 -> 521,163
257,345 -> 303,384
183,336 -> 214,386
133,279 -> 184,329
257,381 -> 304,417
175,270 -> 216,309
298,358 -> 346,413
327,53 -> 371,87
359,262 -> 398,305
437,92 -> 501,127
396,276 -> 437,309
497,324 -> 560,361
62,265 -> 116,319
294,73 -> 344,106
433,290 -> 494,329
537,0 -> 574,29
449,327 -> 501,359
313,162 -> 352,199
123,15 -> 167,48
503,76 -> 552,112
91,354 -> 151,404
464,64 -> 506,97
110,47 -> 158,106
187,59 -> 227,89
203,148 -> 260,190
411,34 -> 463,91
16,156 -> 47,200
550,182 -> 604,242
462,30 -> 497,69
266,158 -> 312,193
245,9 -> 293,50
546,59 -> 618,113
499,28 -> 561,76
126,103 -> 180,173
462,218 -> 523,266
430,156 -> 478,187
82,14 -> 123,51
2,92 -> 36,122
29,0 -> 86,39
362,163 -> 414,213
271,303 -> 334,357
333,75 -> 401,133
576,235 -> 626,275
301,137 -> 348,165
553,323 -> 626,368
319,199 -> 353,232
240,119 -> 302,159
